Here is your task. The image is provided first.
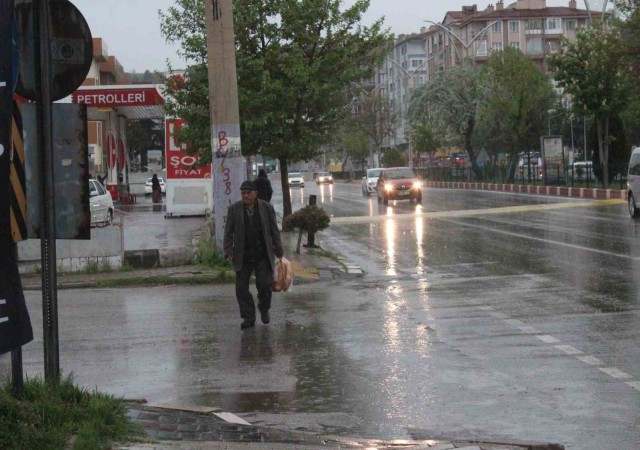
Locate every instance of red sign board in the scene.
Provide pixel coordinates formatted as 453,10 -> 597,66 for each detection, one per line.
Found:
107,131 -> 116,169
118,138 -> 125,171
72,87 -> 164,107
165,119 -> 212,179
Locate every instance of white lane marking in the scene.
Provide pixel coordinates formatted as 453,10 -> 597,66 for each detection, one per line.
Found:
599,367 -> 632,380
626,381 -> 640,391
536,335 -> 561,344
0,317 -> 8,324
555,345 -> 583,355
517,325 -> 539,333
0,81 -> 7,87
576,355 -> 604,366
478,306 -> 494,311
0,298 -> 6,305
504,318 -> 524,326
489,311 -> 509,319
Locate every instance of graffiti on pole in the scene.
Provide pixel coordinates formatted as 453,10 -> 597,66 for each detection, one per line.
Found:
212,123 -> 244,249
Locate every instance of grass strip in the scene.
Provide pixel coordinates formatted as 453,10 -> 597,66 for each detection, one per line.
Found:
0,375 -> 144,450
95,271 -> 235,288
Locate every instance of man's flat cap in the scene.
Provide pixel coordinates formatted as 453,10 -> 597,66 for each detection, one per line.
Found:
240,180 -> 257,191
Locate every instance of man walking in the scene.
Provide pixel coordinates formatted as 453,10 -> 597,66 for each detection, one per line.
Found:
254,168 -> 273,202
224,180 -> 284,329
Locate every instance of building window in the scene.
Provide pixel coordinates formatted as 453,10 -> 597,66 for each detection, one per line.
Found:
525,18 -> 544,34
509,21 -> 519,33
527,38 -> 544,55
548,40 -> 560,53
412,59 -> 423,68
547,18 -> 562,33
476,40 -> 488,57
565,19 -> 577,31
491,21 -> 502,33
492,42 -> 503,52
509,41 -> 520,50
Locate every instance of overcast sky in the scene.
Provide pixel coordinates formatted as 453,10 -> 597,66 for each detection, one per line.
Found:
71,0 -> 592,73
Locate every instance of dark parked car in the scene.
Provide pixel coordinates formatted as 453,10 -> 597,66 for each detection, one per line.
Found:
376,167 -> 422,204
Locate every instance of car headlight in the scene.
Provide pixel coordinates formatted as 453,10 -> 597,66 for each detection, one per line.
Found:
384,183 -> 394,192
413,181 -> 422,189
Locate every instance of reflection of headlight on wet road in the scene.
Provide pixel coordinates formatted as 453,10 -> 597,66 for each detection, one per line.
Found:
384,183 -> 394,192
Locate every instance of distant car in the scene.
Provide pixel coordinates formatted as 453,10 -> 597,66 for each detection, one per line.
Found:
89,179 -> 114,226
628,147 -> 640,218
144,177 -> 166,196
288,172 -> 305,188
376,167 -> 422,204
315,172 -> 333,184
362,168 -> 382,196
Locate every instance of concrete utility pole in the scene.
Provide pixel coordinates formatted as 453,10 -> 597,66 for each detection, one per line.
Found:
204,0 -> 246,248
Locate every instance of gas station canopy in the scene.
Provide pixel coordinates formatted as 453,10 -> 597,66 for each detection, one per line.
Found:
71,84 -> 165,120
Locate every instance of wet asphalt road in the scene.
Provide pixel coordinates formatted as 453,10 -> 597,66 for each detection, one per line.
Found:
4,178 -> 640,449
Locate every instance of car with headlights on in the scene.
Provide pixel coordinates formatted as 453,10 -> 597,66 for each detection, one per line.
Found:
288,172 -> 305,187
362,168 -> 382,196
376,167 -> 422,204
315,172 -> 333,184
89,179 -> 114,226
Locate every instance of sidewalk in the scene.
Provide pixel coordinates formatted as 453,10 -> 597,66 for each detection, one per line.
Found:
116,403 -> 563,450
19,229 -> 363,291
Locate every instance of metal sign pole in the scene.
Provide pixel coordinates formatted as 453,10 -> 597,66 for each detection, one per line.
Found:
33,0 -> 60,384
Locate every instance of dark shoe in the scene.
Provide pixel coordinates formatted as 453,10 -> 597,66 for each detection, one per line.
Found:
260,310 -> 270,324
240,319 -> 255,330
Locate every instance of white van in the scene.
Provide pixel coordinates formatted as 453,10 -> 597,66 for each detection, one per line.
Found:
628,147 -> 640,218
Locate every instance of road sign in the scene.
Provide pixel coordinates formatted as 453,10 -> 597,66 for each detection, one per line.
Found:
14,0 -> 93,101
107,131 -> 116,169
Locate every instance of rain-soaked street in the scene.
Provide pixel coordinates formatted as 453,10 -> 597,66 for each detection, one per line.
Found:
6,180 -> 640,449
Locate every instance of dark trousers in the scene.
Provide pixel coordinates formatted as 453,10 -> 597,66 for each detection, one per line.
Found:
235,256 -> 273,322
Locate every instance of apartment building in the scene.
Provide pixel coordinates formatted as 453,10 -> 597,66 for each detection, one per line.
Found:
425,0 -> 590,79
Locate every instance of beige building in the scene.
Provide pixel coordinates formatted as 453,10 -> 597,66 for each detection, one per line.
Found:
425,0 -> 590,79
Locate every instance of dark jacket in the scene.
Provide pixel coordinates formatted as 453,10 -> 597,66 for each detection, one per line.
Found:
254,174 -> 273,202
223,199 -> 283,272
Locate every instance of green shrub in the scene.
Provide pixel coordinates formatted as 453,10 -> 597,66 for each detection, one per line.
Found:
282,205 -> 331,253
192,236 -> 231,269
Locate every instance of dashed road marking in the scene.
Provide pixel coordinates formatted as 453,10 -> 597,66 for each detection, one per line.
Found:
555,345 -> 583,355
504,318 -> 524,326
625,381 -> 640,391
536,334 -> 561,344
599,367 -> 632,380
575,355 -> 604,366
516,325 -> 539,333
478,305 -> 640,393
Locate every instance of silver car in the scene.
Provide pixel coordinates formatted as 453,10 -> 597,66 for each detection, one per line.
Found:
362,168 -> 382,196
89,179 -> 114,226
628,147 -> 640,218
288,172 -> 305,188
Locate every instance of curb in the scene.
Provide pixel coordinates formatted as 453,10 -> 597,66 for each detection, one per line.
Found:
425,181 -> 627,200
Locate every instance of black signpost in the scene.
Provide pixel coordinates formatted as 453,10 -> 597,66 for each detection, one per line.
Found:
4,0 -> 93,386
1,0 -> 33,393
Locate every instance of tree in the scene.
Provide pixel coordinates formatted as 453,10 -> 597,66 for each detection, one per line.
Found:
341,130 -> 369,173
160,0 -> 390,219
407,123 -> 439,166
380,147 -> 407,167
551,27 -> 630,188
350,89 -> 397,165
477,47 -> 555,182
126,119 -> 164,171
409,64 -> 483,177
